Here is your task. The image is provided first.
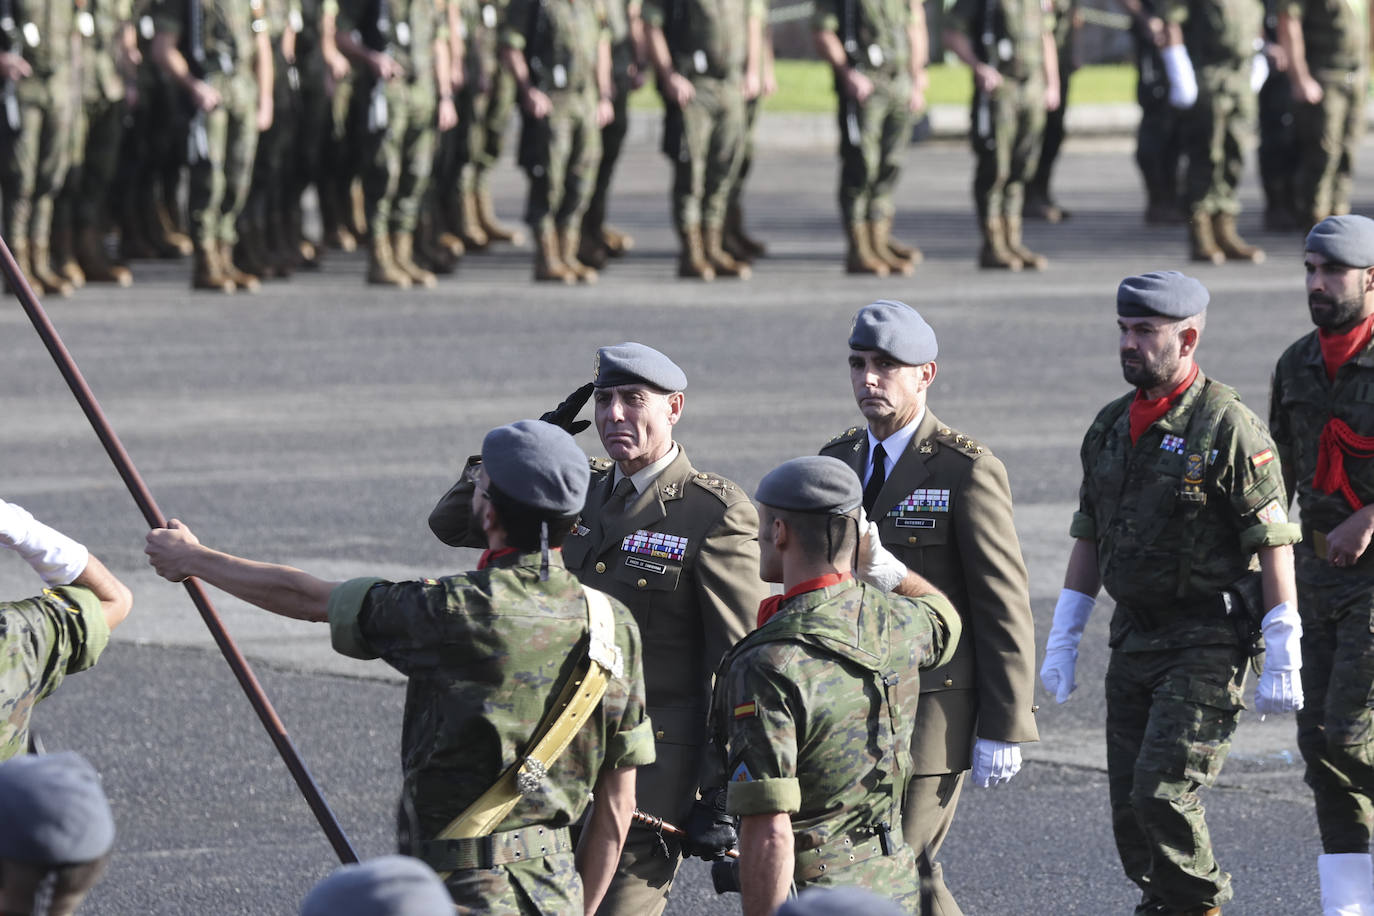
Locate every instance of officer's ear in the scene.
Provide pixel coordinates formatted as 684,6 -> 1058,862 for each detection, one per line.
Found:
1364,266 -> 1374,296
1177,323 -> 1201,358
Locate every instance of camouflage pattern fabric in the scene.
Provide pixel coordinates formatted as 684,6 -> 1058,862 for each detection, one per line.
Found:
327,551 -> 654,913
708,579 -> 960,905
662,75 -> 744,230
1292,69 -> 1367,222
64,0 -> 131,234
1,586 -> 110,762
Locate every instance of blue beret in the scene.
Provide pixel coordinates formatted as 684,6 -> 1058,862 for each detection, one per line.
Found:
593,342 -> 688,392
1306,215 -> 1374,267
848,300 -> 938,365
0,752 -> 114,864
756,456 -> 863,514
776,886 -> 910,916
481,420 -> 590,515
1117,271 -> 1209,319
300,856 -> 452,916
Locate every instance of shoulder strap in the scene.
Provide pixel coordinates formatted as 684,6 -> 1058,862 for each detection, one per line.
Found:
430,585 -> 622,877
1173,379 -> 1241,597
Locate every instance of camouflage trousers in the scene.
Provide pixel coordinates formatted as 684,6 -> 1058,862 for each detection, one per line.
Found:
1181,60 -> 1254,217
1105,644 -> 1245,912
1,68 -> 75,245
521,87 -> 601,235
666,75 -> 745,231
466,64 -> 519,192
1296,579 -> 1374,854
188,72 -> 260,246
1293,68 -> 1368,223
54,88 -> 125,243
726,94 -> 760,216
359,77 -> 438,238
837,69 -> 915,225
971,72 -> 1046,221
1133,39 -> 1184,207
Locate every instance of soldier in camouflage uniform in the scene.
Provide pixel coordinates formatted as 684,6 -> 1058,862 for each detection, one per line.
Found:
1122,0 -> 1186,224
0,3 -> 78,297
146,421 -> 655,913
1277,0 -> 1370,228
704,456 -> 960,914
1,499 -> 132,763
1042,271 -> 1302,915
151,0 -> 274,292
337,0 -> 458,288
501,0 -> 612,283
813,0 -> 928,276
944,0 -> 1061,271
1269,216 -> 1374,914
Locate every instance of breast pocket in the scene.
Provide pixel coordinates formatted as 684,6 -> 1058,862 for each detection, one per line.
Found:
612,553 -> 684,595
881,513 -> 951,578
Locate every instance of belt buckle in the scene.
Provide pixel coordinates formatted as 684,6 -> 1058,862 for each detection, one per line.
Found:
478,833 -> 498,869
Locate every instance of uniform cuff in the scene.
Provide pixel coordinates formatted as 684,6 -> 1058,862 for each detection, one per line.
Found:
327,577 -> 387,660
500,30 -> 526,51
1069,511 -> 1096,540
726,777 -> 801,816
812,13 -> 840,32
54,585 -> 110,672
604,718 -> 657,770
1240,521 -> 1302,553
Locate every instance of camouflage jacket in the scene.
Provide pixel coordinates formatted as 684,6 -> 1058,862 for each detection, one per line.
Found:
811,0 -> 913,76
708,578 -> 960,902
501,0 -> 607,95
1,586 -> 111,762
337,0 -> 449,81
327,551 -> 655,912
151,0 -> 266,76
1073,371 -> 1300,652
78,0 -> 134,104
642,0 -> 751,81
1283,0 -> 1369,77
4,1 -> 76,77
946,0 -> 1050,80
1163,0 -> 1264,66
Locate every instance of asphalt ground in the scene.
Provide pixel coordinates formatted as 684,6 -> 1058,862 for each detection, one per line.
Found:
4,129 -> 1368,914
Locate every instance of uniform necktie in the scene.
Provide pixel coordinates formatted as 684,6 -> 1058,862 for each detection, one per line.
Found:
608,477 -> 636,512
863,443 -> 887,514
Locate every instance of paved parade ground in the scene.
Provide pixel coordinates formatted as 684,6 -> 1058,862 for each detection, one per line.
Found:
4,130 -> 1368,913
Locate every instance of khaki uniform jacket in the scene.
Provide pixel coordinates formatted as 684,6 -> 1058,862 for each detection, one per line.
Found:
820,409 -> 1039,773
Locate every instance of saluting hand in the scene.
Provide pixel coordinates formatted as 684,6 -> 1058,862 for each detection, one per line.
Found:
145,519 -> 202,583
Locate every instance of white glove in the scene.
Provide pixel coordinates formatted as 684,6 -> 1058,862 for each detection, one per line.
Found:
0,499 -> 89,587
971,738 -> 1022,788
856,512 -> 907,594
1255,601 -> 1304,718
1161,44 -> 1198,109
1040,588 -> 1096,704
1249,51 -> 1270,92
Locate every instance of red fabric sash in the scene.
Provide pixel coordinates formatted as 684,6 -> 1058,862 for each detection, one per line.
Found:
1128,364 -> 1198,445
1318,315 -> 1374,381
1315,417 -> 1374,511
756,572 -> 853,628
477,547 -> 520,569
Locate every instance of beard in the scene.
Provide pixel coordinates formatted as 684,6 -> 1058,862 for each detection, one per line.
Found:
1120,347 -> 1177,391
1309,290 -> 1366,331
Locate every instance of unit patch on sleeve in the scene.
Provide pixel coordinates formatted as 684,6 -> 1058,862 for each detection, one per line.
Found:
733,701 -> 757,719
1256,498 -> 1288,525
889,489 -> 951,516
621,529 -> 688,561
1250,448 -> 1275,469
732,762 -> 755,782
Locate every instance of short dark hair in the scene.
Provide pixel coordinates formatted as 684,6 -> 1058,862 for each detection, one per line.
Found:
0,854 -> 112,916
766,507 -> 859,566
487,480 -> 578,552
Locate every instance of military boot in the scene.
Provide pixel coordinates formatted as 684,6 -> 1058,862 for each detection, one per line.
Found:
232,235 -> 271,285
221,241 -> 261,292
263,213 -> 295,278
155,197 -> 194,256
870,219 -> 915,276
5,237 -> 41,295
192,241 -> 235,292
1005,216 -> 1048,271
51,223 -> 86,289
348,180 -> 369,242
76,227 -> 133,287
979,216 -> 1023,271
1212,213 -> 1265,263
458,188 -> 490,251
577,226 -> 610,271
677,223 -> 715,280
477,188 -> 525,245
416,213 -> 458,275
846,222 -> 890,276
704,225 -> 751,279
875,217 -> 921,266
600,223 -> 634,256
367,233 -> 413,288
1023,186 -> 1067,222
534,226 -> 575,284
392,232 -> 438,288
558,226 -> 598,284
30,242 -> 74,297
724,202 -> 765,260
1188,212 -> 1226,265
320,183 -> 356,252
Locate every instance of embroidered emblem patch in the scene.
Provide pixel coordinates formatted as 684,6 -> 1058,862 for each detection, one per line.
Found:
734,701 -> 757,719
573,523 -> 590,537
1257,499 -> 1288,524
621,529 -> 687,561
890,489 -> 951,515
1250,448 -> 1275,469
732,762 -> 754,782
1160,434 -> 1186,455
1184,454 -> 1205,485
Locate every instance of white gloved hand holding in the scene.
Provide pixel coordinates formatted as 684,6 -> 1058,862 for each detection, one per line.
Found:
1255,601 -> 1304,718
1161,44 -> 1198,108
1040,588 -> 1096,704
856,511 -> 907,594
0,499 -> 89,586
971,738 -> 1022,788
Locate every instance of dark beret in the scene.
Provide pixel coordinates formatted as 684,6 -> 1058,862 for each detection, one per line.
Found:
0,752 -> 114,864
1306,215 -> 1374,268
776,886 -> 911,916
848,299 -> 938,365
1117,271 -> 1209,319
482,420 -> 590,515
756,456 -> 863,514
300,856 -> 452,916
593,342 -> 688,391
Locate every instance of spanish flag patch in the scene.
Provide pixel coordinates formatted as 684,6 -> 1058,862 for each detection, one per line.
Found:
733,701 -> 757,719
1250,448 -> 1275,469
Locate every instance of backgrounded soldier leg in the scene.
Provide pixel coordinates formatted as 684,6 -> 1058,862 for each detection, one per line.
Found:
1257,69 -> 1299,230
580,82 -> 631,268
1181,76 -> 1227,264
554,95 -> 603,284
973,88 -> 1021,271
1330,78 -> 1366,216
868,74 -> 919,273
389,85 -> 439,289
698,79 -> 748,280
1294,75 -> 1352,227
1003,79 -> 1047,270
218,78 -> 262,291
836,91 -> 889,276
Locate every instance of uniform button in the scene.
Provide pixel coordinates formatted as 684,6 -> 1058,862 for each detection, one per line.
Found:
655,729 -> 665,740
908,536 -> 919,545
1031,704 -> 1040,713
637,578 -> 648,588
943,677 -> 954,687
595,562 -> 606,573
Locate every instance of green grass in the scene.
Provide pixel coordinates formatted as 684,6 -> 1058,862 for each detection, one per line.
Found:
629,60 -> 1137,111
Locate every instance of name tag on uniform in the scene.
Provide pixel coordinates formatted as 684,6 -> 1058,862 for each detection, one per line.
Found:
889,488 -> 951,515
895,517 -> 937,529
622,529 -> 687,561
626,556 -> 667,575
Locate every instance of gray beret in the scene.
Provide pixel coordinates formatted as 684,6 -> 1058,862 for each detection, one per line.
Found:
593,342 -> 688,391
776,886 -> 911,916
1117,271 -> 1209,319
1306,215 -> 1374,267
756,456 -> 863,514
300,856 -> 452,916
481,420 -> 590,515
0,752 -> 115,864
848,299 -> 938,365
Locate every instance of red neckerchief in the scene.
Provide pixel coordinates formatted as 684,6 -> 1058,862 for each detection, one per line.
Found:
477,547 -> 521,569
1128,363 -> 1199,445
1318,314 -> 1374,381
756,572 -> 853,629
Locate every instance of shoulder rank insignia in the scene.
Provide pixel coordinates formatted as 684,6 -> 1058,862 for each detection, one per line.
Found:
827,426 -> 861,444
935,427 -> 986,456
590,456 -> 614,473
1250,447 -> 1275,469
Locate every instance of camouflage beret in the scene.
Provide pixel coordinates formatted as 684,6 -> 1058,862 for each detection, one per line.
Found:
299,856 -> 452,916
1117,271 -> 1209,319
0,752 -> 114,865
593,342 -> 688,391
482,420 -> 590,515
776,886 -> 910,916
848,299 -> 938,365
1306,215 -> 1374,268
756,456 -> 862,514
